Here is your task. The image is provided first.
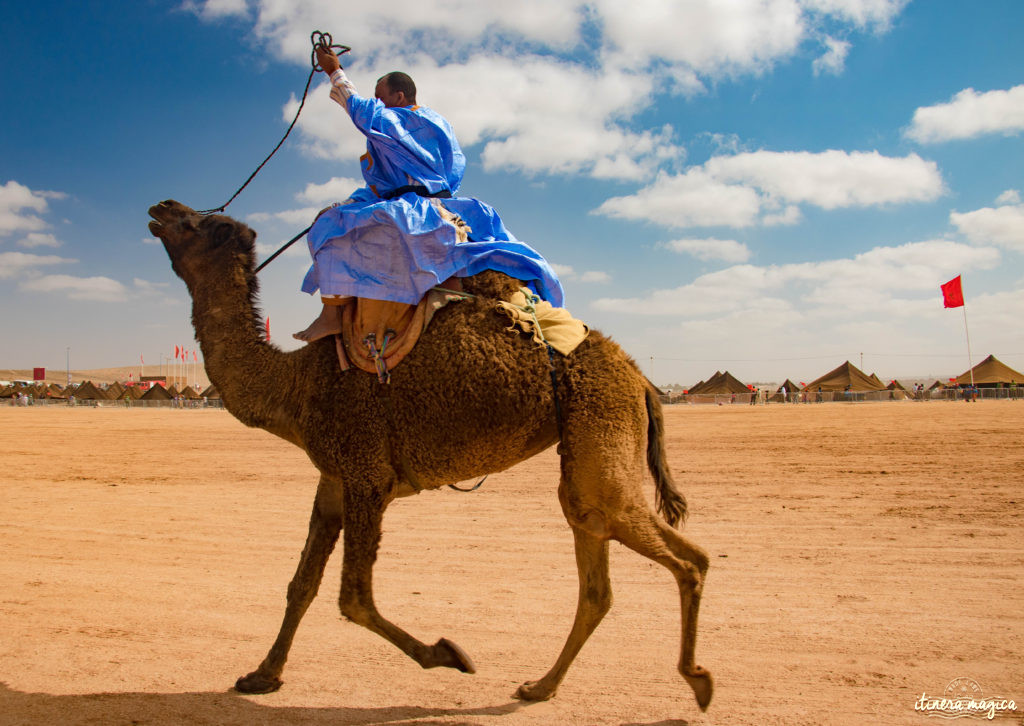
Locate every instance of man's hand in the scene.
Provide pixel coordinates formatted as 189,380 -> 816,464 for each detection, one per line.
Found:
315,46 -> 340,75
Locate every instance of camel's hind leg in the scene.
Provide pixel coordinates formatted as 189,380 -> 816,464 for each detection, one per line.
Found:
616,511 -> 713,711
532,372 -> 712,711
516,525 -> 611,701
235,475 -> 343,694
336,476 -> 476,674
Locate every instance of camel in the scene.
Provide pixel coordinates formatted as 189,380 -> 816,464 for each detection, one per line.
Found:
147,199 -> 713,711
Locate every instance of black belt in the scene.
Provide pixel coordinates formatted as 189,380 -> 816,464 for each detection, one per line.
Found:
380,185 -> 452,200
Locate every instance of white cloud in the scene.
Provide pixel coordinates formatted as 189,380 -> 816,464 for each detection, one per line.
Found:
595,0 -> 806,78
247,207 -> 321,227
595,150 -> 942,229
17,232 -> 61,248
0,181 -> 65,237
950,203 -> 1024,253
551,264 -> 611,284
579,270 -> 612,283
20,274 -> 129,302
595,169 -> 763,228
812,36 -> 850,76
705,150 -> 943,209
906,84 -> 1024,144
0,251 -> 75,279
593,239 -> 999,316
799,0 -> 908,28
297,176 -> 365,205
290,57 -> 682,182
182,0 -> 249,20
996,189 -> 1021,206
762,204 -> 803,226
189,1 -> 910,181
661,237 -> 751,263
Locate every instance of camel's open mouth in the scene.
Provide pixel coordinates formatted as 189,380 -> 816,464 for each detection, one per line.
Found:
148,200 -> 182,240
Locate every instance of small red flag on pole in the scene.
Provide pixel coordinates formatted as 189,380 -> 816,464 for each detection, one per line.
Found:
942,275 -> 974,387
940,275 -> 964,308
265,317 -> 271,342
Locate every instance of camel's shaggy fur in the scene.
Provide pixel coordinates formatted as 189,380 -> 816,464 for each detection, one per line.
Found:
148,200 -> 712,711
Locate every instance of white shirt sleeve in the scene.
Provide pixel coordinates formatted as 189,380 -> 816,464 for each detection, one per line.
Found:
329,68 -> 357,106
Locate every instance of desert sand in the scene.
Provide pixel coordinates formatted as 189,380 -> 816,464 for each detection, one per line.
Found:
1,401 -> 1021,725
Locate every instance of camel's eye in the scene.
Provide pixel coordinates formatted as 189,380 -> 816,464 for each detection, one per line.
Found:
212,222 -> 234,247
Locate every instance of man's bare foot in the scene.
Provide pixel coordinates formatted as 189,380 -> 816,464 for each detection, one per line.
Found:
293,305 -> 343,342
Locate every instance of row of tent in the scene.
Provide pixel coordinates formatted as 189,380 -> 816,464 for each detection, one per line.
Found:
1,380 -> 220,401
681,354 -> 1024,395
7,354 -> 1023,402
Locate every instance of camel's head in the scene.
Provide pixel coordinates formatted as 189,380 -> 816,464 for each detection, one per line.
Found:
148,200 -> 258,289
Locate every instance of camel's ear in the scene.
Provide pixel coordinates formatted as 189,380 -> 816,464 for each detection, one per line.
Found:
211,221 -> 236,248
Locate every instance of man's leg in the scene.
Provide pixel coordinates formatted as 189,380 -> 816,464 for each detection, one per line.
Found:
293,297 -> 349,342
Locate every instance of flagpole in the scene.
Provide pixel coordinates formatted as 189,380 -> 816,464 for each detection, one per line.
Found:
962,304 -> 975,389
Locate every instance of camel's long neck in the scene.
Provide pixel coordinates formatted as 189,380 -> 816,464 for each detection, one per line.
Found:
188,268 -> 305,445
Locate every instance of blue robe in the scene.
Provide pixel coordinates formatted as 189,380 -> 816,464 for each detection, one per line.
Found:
302,90 -> 563,307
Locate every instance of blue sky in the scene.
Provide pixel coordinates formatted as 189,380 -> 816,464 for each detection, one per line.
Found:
2,0 -> 1023,386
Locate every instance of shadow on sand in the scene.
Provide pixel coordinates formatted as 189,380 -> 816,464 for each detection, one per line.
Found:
0,683 -> 691,725
0,682 -> 523,726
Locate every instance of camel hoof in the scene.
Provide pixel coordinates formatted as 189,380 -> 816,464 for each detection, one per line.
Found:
683,665 -> 713,711
234,670 -> 283,694
435,637 -> 476,673
515,679 -> 556,702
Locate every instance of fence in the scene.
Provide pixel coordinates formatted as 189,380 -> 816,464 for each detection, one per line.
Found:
4,397 -> 225,409
662,387 -> 1024,405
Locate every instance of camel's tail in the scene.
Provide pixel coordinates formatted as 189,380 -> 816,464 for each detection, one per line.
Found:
645,381 -> 688,528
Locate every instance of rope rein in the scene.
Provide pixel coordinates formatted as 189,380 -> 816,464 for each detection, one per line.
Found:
198,31 -> 350,216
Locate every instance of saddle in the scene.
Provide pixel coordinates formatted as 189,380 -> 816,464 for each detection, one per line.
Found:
334,279 -> 468,382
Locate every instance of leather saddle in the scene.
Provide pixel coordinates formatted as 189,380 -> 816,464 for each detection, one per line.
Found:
334,279 -> 467,382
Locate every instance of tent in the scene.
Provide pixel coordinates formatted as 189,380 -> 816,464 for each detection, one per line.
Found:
802,361 -> 888,393
70,381 -> 109,400
140,383 -> 172,401
179,385 -> 201,400
772,378 -> 802,402
886,379 -> 911,400
688,370 -> 751,395
199,384 -> 220,399
955,354 -> 1024,387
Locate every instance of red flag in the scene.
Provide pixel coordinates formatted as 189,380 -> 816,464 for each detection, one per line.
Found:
140,354 -> 144,365
174,345 -> 179,359
941,275 -> 964,308
265,317 -> 271,342
193,350 -> 198,362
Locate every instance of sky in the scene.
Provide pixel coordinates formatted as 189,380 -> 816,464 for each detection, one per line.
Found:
2,0 -> 1023,387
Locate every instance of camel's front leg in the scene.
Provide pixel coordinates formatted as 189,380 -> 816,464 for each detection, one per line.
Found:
235,475 -> 343,694
337,482 -> 476,674
517,525 -> 610,701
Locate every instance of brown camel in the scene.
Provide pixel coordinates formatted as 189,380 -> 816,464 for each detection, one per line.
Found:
147,199 -> 713,711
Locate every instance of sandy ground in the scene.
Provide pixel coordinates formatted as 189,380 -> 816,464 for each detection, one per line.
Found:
1,401 -> 1022,725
